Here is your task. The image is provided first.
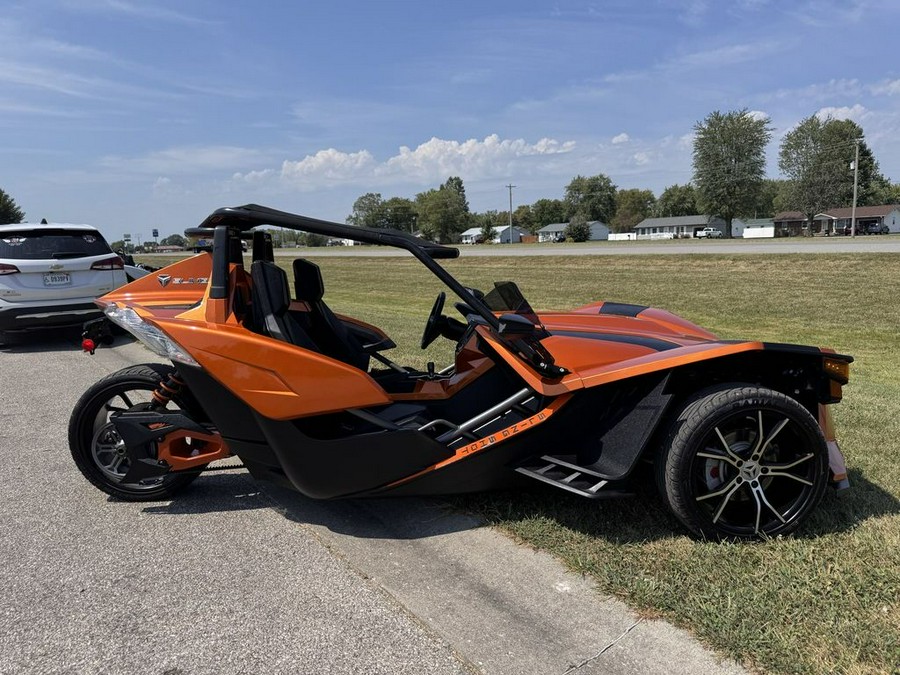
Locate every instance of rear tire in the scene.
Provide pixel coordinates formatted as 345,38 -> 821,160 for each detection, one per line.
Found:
69,363 -> 201,501
657,385 -> 828,541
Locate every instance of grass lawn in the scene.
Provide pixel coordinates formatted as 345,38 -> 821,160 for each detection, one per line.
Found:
144,251 -> 899,673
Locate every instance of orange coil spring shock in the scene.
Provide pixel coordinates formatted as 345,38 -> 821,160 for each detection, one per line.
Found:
152,373 -> 185,407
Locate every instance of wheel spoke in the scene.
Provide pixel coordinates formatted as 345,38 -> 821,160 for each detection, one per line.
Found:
711,481 -> 744,523
752,416 -> 789,460
714,427 -> 743,463
753,483 -> 787,525
104,404 -> 127,413
697,450 -> 739,468
109,456 -> 124,473
748,485 -> 762,534
765,453 -> 814,471
766,471 -> 813,486
119,393 -> 134,408
696,475 -> 739,502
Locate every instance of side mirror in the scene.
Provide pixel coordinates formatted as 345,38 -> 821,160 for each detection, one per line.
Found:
498,313 -> 535,336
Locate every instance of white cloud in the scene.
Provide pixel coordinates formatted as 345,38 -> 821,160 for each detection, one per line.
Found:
872,78 -> 900,96
747,110 -> 770,122
815,104 -> 868,122
225,135 -> 578,193
380,134 -> 575,181
282,149 -> 376,181
611,133 -> 630,144
632,152 -> 652,166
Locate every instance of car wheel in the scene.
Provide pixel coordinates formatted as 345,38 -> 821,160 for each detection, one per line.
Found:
68,363 -> 202,501
657,385 -> 828,541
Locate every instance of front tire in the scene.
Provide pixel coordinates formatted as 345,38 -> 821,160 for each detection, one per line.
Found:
658,385 -> 829,541
69,363 -> 201,501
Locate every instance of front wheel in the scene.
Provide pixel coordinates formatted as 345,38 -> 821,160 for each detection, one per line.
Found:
69,363 -> 202,501
657,385 -> 829,541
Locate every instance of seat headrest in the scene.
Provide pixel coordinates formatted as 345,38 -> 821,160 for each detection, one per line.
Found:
293,258 -> 324,302
250,260 -> 290,315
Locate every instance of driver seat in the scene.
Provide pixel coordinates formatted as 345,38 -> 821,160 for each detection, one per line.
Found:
292,258 -> 369,371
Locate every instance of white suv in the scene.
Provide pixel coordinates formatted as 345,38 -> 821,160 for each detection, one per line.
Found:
0,223 -> 127,338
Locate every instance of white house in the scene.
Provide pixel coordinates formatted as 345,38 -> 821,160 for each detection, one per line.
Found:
537,221 -> 609,242
460,226 -> 529,244
633,215 -> 726,239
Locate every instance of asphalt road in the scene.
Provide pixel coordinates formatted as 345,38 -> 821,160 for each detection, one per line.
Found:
280,235 -> 900,257
0,332 -> 744,674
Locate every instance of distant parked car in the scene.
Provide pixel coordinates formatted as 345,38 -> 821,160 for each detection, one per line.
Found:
0,223 -> 127,339
696,227 -> 723,239
865,223 -> 889,235
552,233 -> 566,243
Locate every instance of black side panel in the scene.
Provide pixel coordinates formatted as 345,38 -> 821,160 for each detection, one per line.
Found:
175,367 -> 268,444
253,414 -> 454,499
566,373 -> 672,480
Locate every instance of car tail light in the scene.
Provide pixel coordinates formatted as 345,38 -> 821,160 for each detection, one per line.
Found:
0,263 -> 20,275
91,256 -> 124,270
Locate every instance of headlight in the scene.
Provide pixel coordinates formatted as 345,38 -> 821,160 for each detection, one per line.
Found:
104,304 -> 199,367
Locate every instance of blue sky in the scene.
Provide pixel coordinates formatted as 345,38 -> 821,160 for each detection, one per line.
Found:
2,0 -> 899,242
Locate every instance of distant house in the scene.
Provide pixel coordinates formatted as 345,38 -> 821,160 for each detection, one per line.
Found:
773,211 -> 808,236
814,204 -> 900,235
537,221 -> 609,242
460,225 -> 528,244
773,205 -> 900,236
633,215 -> 725,239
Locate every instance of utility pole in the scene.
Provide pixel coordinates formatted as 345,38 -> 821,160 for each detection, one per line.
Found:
506,184 -> 516,244
850,138 -> 860,238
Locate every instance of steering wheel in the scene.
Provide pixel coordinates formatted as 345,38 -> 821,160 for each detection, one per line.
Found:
420,292 -> 446,349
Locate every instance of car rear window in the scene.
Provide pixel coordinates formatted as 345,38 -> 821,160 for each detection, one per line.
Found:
0,229 -> 113,260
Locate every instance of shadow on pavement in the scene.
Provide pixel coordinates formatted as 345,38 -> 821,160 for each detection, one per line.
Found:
141,471 -> 479,540
139,464 -> 898,544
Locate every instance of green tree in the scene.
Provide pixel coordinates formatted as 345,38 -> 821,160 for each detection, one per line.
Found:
654,184 -> 698,217
347,192 -> 386,228
611,188 -> 655,232
160,234 -> 187,248
415,181 -> 470,243
513,204 -> 536,234
564,174 -> 617,222
778,116 -> 882,230
692,109 -> 772,237
869,177 -> 900,205
530,198 -> 567,230
746,178 -> 787,219
0,188 -> 25,224
442,176 -> 469,212
565,214 -> 591,242
381,197 -> 418,232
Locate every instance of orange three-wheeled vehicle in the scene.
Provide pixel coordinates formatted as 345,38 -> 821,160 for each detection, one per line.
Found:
70,204 -> 852,540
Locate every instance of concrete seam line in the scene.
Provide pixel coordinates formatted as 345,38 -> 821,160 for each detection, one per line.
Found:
562,618 -> 644,674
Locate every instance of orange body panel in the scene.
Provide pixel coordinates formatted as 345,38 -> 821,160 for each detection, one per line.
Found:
102,253 -> 213,308
153,318 -> 391,419
156,428 -> 230,471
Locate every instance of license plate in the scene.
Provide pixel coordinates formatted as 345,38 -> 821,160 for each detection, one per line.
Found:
43,272 -> 71,286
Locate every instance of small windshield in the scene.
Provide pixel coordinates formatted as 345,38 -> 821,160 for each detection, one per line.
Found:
482,281 -> 540,323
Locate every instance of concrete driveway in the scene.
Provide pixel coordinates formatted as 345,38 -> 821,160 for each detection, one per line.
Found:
0,332 -> 744,674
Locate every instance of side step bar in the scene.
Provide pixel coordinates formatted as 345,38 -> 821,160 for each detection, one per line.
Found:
515,455 -> 634,499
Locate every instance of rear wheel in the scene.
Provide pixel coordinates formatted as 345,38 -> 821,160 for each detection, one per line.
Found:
658,385 -> 828,540
69,363 -> 201,501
